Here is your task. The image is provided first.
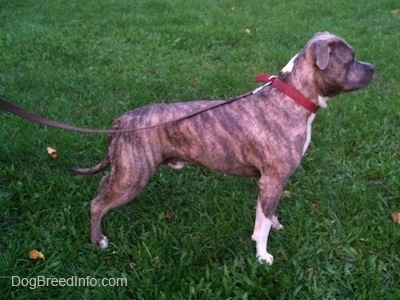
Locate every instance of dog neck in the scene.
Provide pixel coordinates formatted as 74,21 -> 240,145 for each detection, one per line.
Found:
255,74 -> 320,113
279,53 -> 330,109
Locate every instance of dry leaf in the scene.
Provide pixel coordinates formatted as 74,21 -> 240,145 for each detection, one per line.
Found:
114,67 -> 123,74
190,76 -> 199,84
311,203 -> 320,211
46,147 -> 57,158
164,210 -> 174,222
129,262 -> 137,269
391,211 -> 400,224
391,9 -> 399,14
29,250 -> 45,261
371,180 -> 384,186
282,190 -> 291,198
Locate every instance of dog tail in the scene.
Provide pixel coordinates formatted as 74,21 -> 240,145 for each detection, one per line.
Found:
70,157 -> 110,175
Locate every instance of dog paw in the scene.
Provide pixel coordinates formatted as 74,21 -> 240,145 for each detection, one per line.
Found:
271,216 -> 283,230
98,236 -> 109,249
167,160 -> 186,169
257,253 -> 274,265
272,222 -> 284,230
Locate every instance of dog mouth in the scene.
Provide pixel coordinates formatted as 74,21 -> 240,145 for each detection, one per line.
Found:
344,62 -> 375,91
359,62 -> 375,84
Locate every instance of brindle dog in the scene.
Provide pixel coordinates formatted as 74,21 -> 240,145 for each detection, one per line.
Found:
73,32 -> 374,264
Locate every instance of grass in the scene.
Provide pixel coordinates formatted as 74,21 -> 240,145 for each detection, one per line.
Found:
1,0 -> 400,298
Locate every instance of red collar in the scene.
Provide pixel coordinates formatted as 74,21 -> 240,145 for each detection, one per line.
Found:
255,74 -> 319,113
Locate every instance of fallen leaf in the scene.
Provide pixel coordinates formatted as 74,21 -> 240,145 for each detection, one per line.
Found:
245,26 -> 256,35
391,9 -> 399,14
29,250 -> 45,261
282,190 -> 291,198
391,211 -> 400,224
46,147 -> 57,158
190,76 -> 199,84
152,256 -> 160,265
129,262 -> 137,269
371,180 -> 384,186
164,210 -> 174,222
311,203 -> 320,211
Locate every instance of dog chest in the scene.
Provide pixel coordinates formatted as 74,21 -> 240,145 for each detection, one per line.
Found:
302,114 -> 315,155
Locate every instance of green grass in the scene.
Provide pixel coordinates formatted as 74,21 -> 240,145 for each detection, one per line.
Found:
1,0 -> 400,298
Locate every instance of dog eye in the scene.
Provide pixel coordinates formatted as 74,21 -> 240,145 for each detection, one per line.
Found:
341,53 -> 355,66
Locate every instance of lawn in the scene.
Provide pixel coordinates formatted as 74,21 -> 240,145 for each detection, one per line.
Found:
1,0 -> 399,298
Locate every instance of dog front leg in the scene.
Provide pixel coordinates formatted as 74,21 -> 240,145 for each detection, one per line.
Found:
252,199 -> 274,264
251,175 -> 284,265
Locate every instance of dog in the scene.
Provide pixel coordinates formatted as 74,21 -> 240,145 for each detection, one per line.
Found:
73,32 -> 374,264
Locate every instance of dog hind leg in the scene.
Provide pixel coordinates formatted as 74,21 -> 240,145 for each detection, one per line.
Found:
271,215 -> 283,230
90,157 -> 156,249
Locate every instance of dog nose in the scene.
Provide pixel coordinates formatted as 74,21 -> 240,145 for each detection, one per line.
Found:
364,63 -> 375,84
362,62 -> 375,78
368,63 -> 375,78
368,63 -> 375,72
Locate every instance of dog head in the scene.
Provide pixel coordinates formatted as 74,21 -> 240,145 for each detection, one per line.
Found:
281,32 -> 375,102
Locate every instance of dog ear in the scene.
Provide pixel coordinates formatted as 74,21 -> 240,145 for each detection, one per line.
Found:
313,40 -> 331,70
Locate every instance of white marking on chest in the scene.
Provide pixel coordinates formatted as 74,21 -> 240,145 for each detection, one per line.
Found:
317,95 -> 329,108
302,96 -> 329,155
303,113 -> 315,155
281,53 -> 299,74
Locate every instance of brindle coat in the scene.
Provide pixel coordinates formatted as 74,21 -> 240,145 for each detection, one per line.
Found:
73,32 -> 374,264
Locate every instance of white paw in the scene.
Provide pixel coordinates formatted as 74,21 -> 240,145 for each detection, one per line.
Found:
98,236 -> 109,249
271,216 -> 283,230
167,161 -> 186,169
257,253 -> 274,265
272,222 -> 284,230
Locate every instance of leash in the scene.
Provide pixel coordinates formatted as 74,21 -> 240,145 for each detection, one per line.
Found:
0,74 -> 318,134
0,97 -> 118,134
0,91 -> 254,134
